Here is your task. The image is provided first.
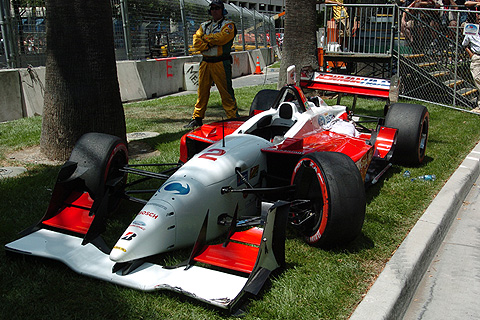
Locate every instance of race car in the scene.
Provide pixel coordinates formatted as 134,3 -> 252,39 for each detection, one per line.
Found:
5,69 -> 429,312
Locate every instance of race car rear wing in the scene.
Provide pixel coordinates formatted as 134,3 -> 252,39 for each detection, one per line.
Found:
297,67 -> 400,109
300,72 -> 390,98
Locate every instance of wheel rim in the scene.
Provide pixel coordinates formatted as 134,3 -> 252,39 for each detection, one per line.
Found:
104,143 -> 128,184
104,143 -> 128,212
417,113 -> 429,163
292,158 -> 330,243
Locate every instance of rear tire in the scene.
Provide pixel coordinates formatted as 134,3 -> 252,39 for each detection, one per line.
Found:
291,152 -> 366,248
384,103 -> 429,165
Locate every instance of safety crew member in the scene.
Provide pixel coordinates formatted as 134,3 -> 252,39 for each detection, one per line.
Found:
184,0 -> 238,128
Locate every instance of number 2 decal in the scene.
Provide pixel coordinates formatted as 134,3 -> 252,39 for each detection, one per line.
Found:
199,149 -> 226,161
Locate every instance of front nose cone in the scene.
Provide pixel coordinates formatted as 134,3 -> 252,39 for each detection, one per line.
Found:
109,200 -> 177,263
110,244 -> 128,262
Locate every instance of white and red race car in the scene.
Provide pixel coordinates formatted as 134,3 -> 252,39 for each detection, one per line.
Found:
5,69 -> 429,312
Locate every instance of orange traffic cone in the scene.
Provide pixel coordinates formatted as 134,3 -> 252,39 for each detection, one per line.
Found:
254,56 -> 263,74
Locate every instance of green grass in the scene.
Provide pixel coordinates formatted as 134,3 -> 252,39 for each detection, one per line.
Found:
269,61 -> 281,69
1,85 -> 480,320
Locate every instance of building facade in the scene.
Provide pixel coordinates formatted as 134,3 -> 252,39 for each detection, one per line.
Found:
226,0 -> 285,15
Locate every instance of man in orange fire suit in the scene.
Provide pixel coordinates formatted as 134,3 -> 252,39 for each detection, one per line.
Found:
184,0 -> 238,128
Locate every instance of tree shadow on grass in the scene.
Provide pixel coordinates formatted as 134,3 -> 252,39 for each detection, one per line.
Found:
143,130 -> 189,147
1,164 -> 225,319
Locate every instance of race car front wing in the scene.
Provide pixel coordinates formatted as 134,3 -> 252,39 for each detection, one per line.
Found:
5,201 -> 289,312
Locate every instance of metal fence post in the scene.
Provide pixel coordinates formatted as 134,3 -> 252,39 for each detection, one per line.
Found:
0,0 -> 8,62
119,0 -> 133,60
263,14 -> 267,47
452,10 -> 460,107
179,0 -> 189,56
0,0 -> 17,68
395,4 -> 400,76
253,10 -> 258,49
389,6 -> 396,78
240,6 -> 245,51
270,16 -> 275,48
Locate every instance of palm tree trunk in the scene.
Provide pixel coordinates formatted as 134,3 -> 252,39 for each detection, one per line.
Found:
41,0 -> 126,160
278,0 -> 319,88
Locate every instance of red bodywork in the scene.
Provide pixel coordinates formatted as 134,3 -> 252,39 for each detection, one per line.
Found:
179,84 -> 396,183
180,120 -> 396,182
42,191 -> 94,235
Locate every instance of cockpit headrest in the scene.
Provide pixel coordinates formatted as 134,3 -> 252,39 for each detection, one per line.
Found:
278,102 -> 295,119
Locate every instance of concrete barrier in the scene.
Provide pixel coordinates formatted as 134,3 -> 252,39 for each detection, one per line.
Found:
0,48 -> 275,123
251,48 -> 265,71
19,66 -> 45,117
247,48 -> 274,74
116,61 -> 147,102
136,56 -> 201,98
0,69 -> 23,122
232,51 -> 252,77
184,62 -> 200,91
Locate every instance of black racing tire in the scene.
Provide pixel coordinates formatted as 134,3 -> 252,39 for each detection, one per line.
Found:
291,152 -> 366,248
69,133 -> 128,204
384,103 -> 429,165
249,89 -> 280,116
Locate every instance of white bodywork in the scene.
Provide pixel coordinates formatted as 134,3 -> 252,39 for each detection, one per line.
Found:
110,134 -> 272,263
6,201 -> 286,309
111,97 -> 354,263
237,99 -> 354,141
6,229 -> 249,307
5,88 -> 359,309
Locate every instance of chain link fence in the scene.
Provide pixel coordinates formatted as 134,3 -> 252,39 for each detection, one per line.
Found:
0,2 -> 46,68
398,5 -> 478,110
321,3 -> 396,78
0,0 -> 277,69
320,3 -> 478,111
3,1 -> 479,111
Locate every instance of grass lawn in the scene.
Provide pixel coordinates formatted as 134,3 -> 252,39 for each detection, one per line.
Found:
1,84 -> 480,320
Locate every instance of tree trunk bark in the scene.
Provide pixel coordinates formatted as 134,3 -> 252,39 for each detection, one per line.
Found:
41,0 -> 126,160
278,0 -> 319,88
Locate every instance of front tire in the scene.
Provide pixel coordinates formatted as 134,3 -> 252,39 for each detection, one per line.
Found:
69,133 -> 128,205
291,152 -> 366,248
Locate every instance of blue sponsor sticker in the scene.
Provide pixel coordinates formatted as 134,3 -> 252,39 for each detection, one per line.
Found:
164,182 -> 191,195
318,113 -> 334,127
131,220 -> 146,227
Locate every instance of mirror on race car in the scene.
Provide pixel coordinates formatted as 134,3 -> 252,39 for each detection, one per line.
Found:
287,65 -> 296,85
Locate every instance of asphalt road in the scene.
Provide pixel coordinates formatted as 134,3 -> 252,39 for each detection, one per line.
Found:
403,173 -> 480,320
230,68 -> 280,88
